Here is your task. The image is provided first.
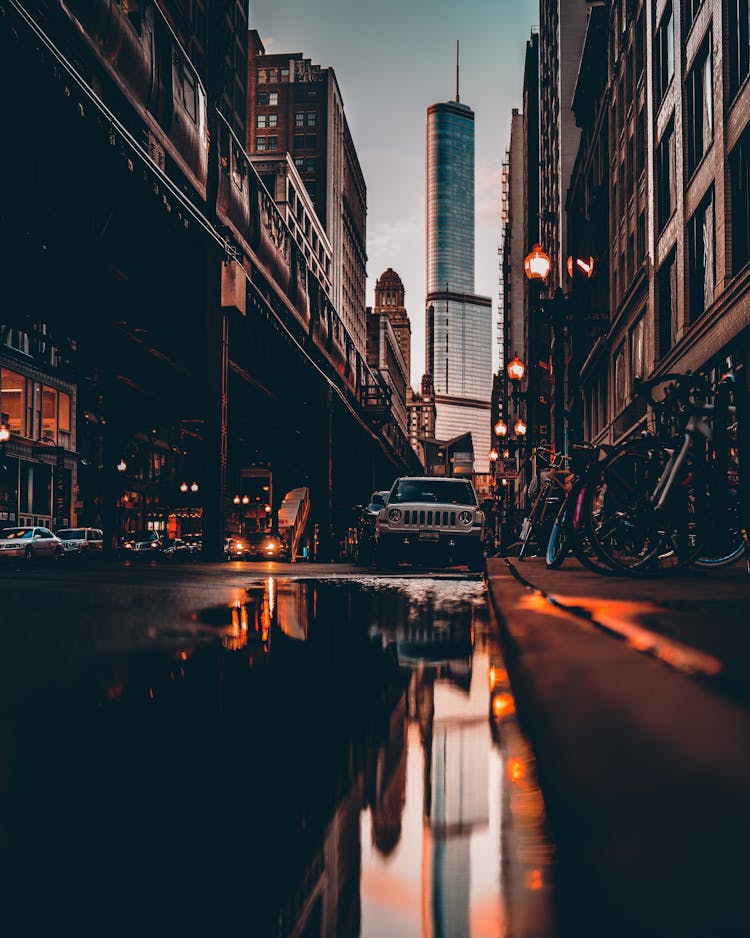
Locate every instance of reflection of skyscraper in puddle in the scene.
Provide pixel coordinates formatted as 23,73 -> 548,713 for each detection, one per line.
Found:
367,694 -> 408,858
404,634 -> 490,938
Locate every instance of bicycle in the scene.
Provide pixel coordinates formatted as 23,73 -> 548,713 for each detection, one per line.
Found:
518,447 -> 569,560
582,371 -> 747,577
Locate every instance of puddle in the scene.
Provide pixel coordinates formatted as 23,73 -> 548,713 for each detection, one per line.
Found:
0,576 -> 556,936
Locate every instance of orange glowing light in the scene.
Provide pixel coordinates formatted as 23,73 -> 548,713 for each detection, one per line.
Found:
488,666 -> 508,691
567,255 -> 595,279
494,418 -> 508,437
489,448 -> 499,462
492,691 -> 516,720
507,355 -> 526,383
514,418 -> 527,436
508,758 -> 526,782
525,868 -> 544,891
524,244 -> 551,281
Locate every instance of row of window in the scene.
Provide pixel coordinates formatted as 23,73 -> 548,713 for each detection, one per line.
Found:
255,137 -> 277,152
257,91 -> 278,106
257,67 -> 290,84
256,113 -> 278,128
294,157 -> 316,174
0,368 -> 72,449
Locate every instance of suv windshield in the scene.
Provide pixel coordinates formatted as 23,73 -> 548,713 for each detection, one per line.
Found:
58,529 -> 85,540
390,480 -> 476,506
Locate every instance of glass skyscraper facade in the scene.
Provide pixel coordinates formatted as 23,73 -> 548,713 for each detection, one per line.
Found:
426,101 -> 492,473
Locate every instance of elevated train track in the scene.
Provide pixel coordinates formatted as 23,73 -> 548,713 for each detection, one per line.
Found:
0,0 -> 419,556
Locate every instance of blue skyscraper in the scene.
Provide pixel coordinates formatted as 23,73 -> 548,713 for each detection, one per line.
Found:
426,96 -> 492,474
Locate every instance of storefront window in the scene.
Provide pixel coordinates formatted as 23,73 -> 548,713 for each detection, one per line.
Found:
58,391 -> 71,448
0,369 -> 26,434
42,386 -> 58,442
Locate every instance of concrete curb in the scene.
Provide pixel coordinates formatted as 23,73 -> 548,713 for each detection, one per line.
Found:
485,557 -> 750,938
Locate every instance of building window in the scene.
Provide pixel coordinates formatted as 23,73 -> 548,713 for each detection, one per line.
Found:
0,368 -> 26,434
613,343 -> 627,414
686,33 -> 713,177
306,89 -> 317,101
269,91 -> 278,106
687,187 -> 715,321
306,112 -> 316,127
280,67 -> 289,81
730,124 -> 750,273
654,3 -> 674,107
306,134 -> 316,148
684,0 -> 703,36
630,315 -> 645,383
657,251 -> 678,359
305,158 -> 316,173
637,210 -> 646,263
267,136 -> 278,151
728,0 -> 750,99
41,386 -> 58,443
294,157 -> 304,172
294,134 -> 305,149
636,9 -> 645,80
636,107 -> 645,178
295,112 -> 304,127
257,114 -> 266,129
257,68 -> 267,84
257,92 -> 268,105
656,117 -> 676,232
268,114 -> 278,128
256,137 -> 267,151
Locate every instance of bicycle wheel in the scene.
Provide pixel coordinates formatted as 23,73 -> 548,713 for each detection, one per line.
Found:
584,440 -> 701,576
692,480 -> 747,569
545,497 -> 571,569
570,480 -> 617,575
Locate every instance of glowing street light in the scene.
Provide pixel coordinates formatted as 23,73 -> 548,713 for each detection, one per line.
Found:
514,418 -> 527,437
523,244 -> 551,282
507,355 -> 526,383
117,459 -> 127,473
233,495 -> 241,505
180,482 -> 189,493
494,418 -> 508,438
489,448 -> 499,463
567,255 -> 595,279
190,482 -> 199,493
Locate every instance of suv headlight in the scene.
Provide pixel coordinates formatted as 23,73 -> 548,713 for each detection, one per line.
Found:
387,508 -> 402,523
458,510 -> 473,525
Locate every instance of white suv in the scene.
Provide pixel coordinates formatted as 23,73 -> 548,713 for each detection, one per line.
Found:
375,477 -> 485,571
56,527 -> 104,557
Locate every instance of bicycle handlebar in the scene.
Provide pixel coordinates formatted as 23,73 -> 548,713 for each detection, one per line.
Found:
633,372 -> 709,406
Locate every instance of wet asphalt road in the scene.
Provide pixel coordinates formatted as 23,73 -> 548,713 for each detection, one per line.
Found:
0,559 -> 555,938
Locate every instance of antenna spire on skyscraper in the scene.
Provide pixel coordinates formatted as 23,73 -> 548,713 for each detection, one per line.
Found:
456,39 -> 460,103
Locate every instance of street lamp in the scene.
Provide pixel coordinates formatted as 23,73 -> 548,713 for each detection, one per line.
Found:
524,244 -> 551,282
0,424 -> 10,445
494,419 -> 508,438
514,418 -> 527,437
489,448 -> 499,463
190,482 -> 199,493
180,482 -> 189,493
506,355 -> 526,384
117,458 -> 127,473
233,495 -> 241,505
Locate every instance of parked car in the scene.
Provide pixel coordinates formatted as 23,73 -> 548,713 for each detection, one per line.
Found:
0,526 -> 64,561
119,530 -> 163,558
355,490 -> 391,564
375,477 -> 485,571
56,527 -> 104,558
162,537 -> 195,560
224,532 -> 284,561
181,533 -> 202,555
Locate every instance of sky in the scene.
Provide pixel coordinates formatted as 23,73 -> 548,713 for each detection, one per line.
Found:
250,0 -> 539,387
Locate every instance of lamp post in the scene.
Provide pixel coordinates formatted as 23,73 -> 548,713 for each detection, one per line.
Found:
523,244 -> 568,453
488,448 -> 499,552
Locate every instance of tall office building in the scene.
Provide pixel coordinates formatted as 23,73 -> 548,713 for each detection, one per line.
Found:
425,92 -> 492,473
247,32 -> 368,358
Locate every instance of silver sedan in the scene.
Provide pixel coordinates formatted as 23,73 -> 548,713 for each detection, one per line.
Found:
0,526 -> 64,561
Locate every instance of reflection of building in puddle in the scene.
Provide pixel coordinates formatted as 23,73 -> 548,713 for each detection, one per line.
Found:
366,694 -> 408,858
488,653 -> 556,937
222,578 -> 314,653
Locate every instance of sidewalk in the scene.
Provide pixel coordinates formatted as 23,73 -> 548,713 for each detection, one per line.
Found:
485,556 -> 750,938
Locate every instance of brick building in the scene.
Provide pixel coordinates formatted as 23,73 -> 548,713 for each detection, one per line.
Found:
247,32 -> 368,358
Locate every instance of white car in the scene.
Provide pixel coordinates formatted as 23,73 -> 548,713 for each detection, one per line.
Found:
56,527 -> 104,557
0,526 -> 64,561
375,477 -> 485,571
